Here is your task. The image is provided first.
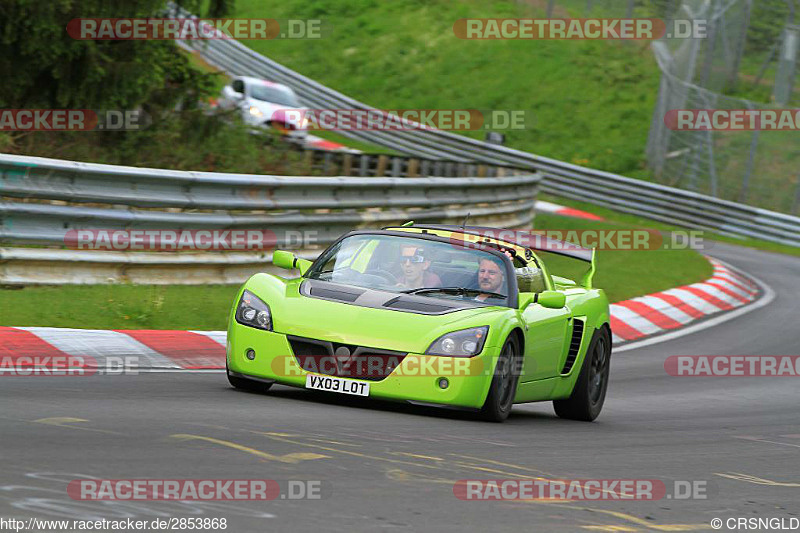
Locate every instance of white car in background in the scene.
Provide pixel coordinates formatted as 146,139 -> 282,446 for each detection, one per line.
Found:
218,76 -> 308,139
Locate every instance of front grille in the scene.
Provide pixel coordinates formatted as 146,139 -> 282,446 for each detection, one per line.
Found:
288,338 -> 331,357
560,318 -> 585,375
288,336 -> 407,381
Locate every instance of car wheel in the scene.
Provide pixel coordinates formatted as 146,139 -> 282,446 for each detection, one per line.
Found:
479,335 -> 521,422
553,327 -> 611,421
227,362 -> 273,393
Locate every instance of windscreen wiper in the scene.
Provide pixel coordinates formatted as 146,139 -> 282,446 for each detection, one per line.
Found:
401,286 -> 507,299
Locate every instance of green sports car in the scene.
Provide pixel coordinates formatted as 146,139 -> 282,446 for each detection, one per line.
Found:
226,224 -> 612,422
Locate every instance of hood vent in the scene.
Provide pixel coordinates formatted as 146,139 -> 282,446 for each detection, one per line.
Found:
308,284 -> 364,303
301,279 -> 473,315
383,299 -> 454,313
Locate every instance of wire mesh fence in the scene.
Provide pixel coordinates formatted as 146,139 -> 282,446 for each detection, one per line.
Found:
539,0 -> 799,213
647,66 -> 800,213
646,0 -> 800,214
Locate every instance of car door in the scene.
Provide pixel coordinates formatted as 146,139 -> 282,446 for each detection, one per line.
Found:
517,259 -> 571,382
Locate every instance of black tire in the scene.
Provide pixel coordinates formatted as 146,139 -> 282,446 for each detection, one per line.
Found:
227,363 -> 273,393
553,327 -> 611,421
478,335 -> 521,422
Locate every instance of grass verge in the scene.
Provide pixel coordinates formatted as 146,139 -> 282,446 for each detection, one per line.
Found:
533,210 -> 713,303
0,285 -> 239,331
540,193 -> 800,258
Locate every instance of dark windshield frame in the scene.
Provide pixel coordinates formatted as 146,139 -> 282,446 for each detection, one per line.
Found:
304,230 -> 519,308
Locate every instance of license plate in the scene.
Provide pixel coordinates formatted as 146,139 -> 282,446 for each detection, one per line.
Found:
305,374 -> 370,397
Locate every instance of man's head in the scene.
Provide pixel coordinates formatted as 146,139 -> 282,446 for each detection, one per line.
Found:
478,256 -> 506,294
399,245 -> 430,284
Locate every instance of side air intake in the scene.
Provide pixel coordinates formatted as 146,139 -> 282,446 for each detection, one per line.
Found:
560,319 -> 585,375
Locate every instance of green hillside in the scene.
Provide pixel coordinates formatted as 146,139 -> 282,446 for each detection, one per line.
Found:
233,0 -> 661,178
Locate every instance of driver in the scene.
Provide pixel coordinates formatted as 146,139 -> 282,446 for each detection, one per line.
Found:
396,245 -> 442,290
475,255 -> 507,302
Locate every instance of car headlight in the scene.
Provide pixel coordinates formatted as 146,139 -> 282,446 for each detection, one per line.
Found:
248,106 -> 264,118
425,326 -> 489,357
235,290 -> 272,331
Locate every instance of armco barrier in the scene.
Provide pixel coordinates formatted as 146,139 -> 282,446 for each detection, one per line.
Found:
0,154 -> 541,285
301,147 -> 520,178
175,10 -> 800,247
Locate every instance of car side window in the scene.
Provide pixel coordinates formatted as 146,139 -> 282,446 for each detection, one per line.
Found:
232,80 -> 244,93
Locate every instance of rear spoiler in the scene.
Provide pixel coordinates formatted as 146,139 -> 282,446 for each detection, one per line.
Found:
528,236 -> 592,262
526,237 -> 596,289
581,248 -> 597,289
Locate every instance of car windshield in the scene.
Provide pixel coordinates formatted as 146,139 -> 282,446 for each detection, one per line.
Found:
305,234 -> 511,305
248,84 -> 300,107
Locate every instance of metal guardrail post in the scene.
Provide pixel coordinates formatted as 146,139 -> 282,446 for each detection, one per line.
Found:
407,159 -> 419,177
774,25 -> 799,105
391,157 -> 402,177
343,154 -> 353,176
376,155 -> 388,176
359,155 -> 370,177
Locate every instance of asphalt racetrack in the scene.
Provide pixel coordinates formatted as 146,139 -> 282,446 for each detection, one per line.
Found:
1,242 -> 798,532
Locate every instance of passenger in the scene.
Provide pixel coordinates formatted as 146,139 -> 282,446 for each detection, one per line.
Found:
396,245 -> 442,290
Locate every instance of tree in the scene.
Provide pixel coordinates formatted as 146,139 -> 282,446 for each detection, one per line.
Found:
0,0 -> 232,108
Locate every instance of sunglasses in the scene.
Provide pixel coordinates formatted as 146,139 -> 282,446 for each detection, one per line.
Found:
400,254 -> 425,264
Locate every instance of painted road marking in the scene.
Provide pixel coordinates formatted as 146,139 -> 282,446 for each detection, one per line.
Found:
615,300 -> 684,330
18,327 -> 178,368
169,434 -> 328,463
733,436 -> 800,450
715,471 -> 800,487
119,331 -> 224,369
615,258 -> 774,353
635,296 -> 696,325
252,431 -> 443,470
32,417 -> 121,434
660,288 -> 723,315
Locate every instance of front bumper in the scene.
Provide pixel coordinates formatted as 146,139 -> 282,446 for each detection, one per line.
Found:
227,324 -> 495,409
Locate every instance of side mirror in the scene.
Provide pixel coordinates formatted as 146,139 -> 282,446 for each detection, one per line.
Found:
518,293 -> 536,311
272,250 -> 295,270
536,290 -> 566,309
272,250 -> 312,275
